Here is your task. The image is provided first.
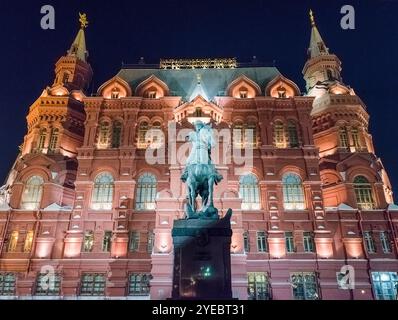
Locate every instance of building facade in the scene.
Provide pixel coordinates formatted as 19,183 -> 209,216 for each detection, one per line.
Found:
0,13 -> 397,300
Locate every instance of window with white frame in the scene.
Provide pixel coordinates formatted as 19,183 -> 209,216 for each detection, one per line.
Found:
111,121 -> 122,148
128,274 -> 150,296
98,121 -> 111,149
38,128 -> 47,151
21,175 -> 44,210
233,122 -> 244,148
287,120 -> 299,148
0,273 -> 16,296
303,232 -> 315,253
102,231 -> 112,252
243,231 -> 250,253
23,230 -> 34,253
256,231 -> 268,253
80,273 -> 106,296
285,231 -> 295,253
91,172 -> 114,210
354,176 -> 375,210
8,231 -> 19,252
239,174 -> 260,210
282,173 -> 305,210
137,122 -> 150,148
48,128 -> 59,152
248,272 -> 270,300
129,231 -> 140,252
380,231 -> 392,254
274,121 -> 286,148
363,231 -> 376,254
147,231 -> 154,254
351,127 -> 361,150
83,230 -> 94,252
35,273 -> 61,296
372,272 -> 398,300
135,173 -> 157,210
339,127 -> 349,150
291,272 -> 319,300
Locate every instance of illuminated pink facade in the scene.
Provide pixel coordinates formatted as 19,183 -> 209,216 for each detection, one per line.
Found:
0,14 -> 397,300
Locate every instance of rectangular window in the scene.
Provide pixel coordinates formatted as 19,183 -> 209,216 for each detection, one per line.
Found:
80,273 -> 106,296
303,232 -> 315,253
102,231 -> 112,252
8,231 -> 19,252
0,273 -> 16,296
285,232 -> 295,253
291,272 -> 319,300
380,232 -> 391,254
23,230 -> 34,253
351,128 -> 361,150
339,128 -> 349,149
243,231 -> 250,253
128,274 -> 150,296
256,231 -> 268,253
129,231 -> 140,252
372,272 -> 398,300
248,272 -> 270,300
147,231 -> 154,254
363,231 -> 376,254
35,273 -> 61,296
83,230 -> 94,252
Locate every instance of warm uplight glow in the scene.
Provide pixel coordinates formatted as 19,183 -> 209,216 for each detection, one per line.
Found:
111,238 -> 128,258
344,239 -> 363,258
156,233 -> 171,253
35,239 -> 54,258
269,238 -> 286,258
63,237 -> 82,258
315,238 -> 333,258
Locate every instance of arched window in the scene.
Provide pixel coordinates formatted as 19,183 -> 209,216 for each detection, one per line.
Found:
339,127 -> 349,150
91,173 -> 114,210
287,121 -> 299,148
111,87 -> 120,99
138,122 -> 149,148
48,128 -> 59,152
135,173 -> 157,210
354,176 -> 375,210
351,127 -> 361,151
245,124 -> 257,148
98,121 -> 111,149
239,174 -> 260,210
327,69 -> 334,81
274,121 -> 286,148
282,173 -> 305,210
38,128 -> 47,152
112,121 -> 122,148
150,121 -> 163,148
233,122 -> 244,149
21,176 -> 44,210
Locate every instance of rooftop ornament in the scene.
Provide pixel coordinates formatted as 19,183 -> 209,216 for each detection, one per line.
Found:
160,58 -> 237,70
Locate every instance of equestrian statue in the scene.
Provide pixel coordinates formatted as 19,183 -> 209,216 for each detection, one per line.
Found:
181,120 -> 223,220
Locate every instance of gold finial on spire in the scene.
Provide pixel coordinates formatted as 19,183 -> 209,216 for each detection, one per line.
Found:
309,9 -> 315,27
79,12 -> 89,29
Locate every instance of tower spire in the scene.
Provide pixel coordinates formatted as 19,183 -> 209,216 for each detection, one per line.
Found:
68,13 -> 89,62
308,9 -> 329,58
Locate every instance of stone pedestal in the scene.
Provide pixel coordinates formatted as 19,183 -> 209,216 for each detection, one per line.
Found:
171,211 -> 233,299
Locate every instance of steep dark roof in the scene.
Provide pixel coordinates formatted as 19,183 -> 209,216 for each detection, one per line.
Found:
117,66 -> 280,101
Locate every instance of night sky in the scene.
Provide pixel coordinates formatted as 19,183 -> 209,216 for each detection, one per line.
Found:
0,0 -> 397,196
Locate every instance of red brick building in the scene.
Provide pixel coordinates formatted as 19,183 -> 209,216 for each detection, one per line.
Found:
0,13 -> 397,300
